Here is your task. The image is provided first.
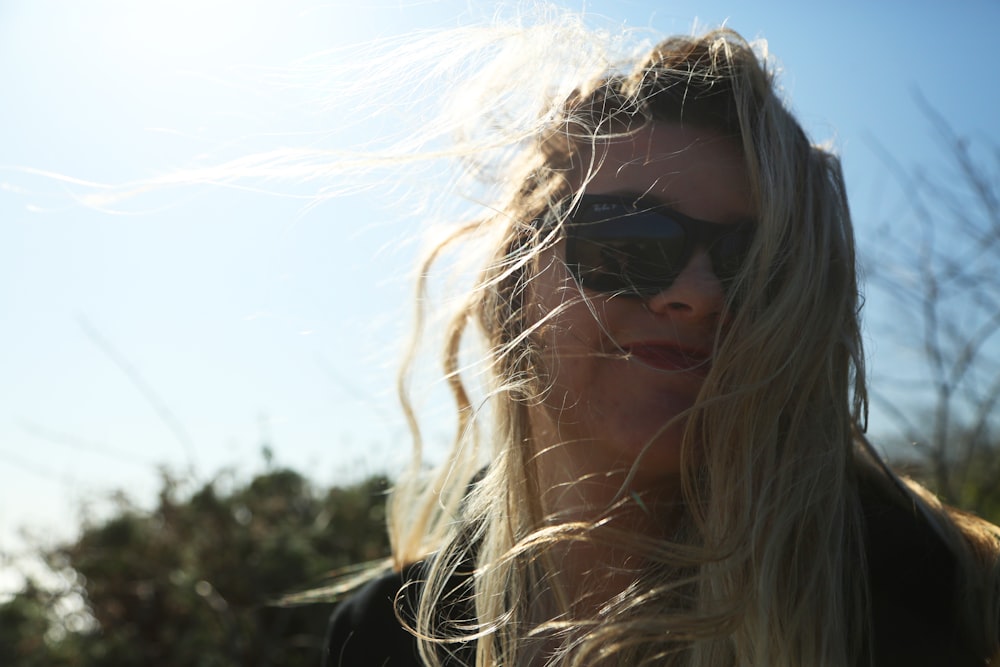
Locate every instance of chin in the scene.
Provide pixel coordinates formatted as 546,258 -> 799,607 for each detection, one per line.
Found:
590,420 -> 685,481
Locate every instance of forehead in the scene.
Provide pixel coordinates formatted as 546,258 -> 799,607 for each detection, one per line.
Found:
582,123 -> 754,226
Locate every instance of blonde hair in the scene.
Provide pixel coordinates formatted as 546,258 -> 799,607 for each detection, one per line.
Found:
373,19 -> 1000,667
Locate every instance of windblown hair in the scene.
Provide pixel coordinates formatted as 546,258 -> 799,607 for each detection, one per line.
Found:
381,22 -> 1000,667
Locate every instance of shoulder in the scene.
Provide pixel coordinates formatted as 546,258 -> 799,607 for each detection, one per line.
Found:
859,470 -> 999,666
323,565 -> 423,667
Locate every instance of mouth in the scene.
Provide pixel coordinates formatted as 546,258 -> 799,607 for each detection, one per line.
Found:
623,342 -> 712,374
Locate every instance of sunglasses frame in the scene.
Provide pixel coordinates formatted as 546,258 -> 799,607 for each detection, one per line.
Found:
559,194 -> 755,296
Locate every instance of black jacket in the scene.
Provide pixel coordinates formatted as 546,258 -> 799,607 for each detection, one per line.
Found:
324,478 -> 994,666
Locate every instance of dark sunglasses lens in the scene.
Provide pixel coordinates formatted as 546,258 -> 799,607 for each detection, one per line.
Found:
570,217 -> 685,293
709,230 -> 754,283
566,198 -> 753,295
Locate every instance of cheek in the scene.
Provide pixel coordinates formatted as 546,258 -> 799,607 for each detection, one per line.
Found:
530,249 -> 600,360
527,249 -> 641,421
533,298 -> 629,435
533,284 -> 608,368
534,312 -> 596,403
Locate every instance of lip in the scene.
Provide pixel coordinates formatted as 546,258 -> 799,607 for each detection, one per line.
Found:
622,341 -> 712,374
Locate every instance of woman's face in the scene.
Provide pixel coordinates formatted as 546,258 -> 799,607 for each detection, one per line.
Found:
528,123 -> 753,488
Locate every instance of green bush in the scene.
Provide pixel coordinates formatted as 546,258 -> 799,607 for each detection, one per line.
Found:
1,468 -> 392,667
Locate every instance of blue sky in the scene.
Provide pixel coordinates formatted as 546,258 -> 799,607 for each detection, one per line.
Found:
2,0 -> 998,585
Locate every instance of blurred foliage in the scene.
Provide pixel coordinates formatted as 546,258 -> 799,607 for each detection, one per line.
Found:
897,440 -> 1000,527
0,467 -> 391,667
867,103 -> 1000,524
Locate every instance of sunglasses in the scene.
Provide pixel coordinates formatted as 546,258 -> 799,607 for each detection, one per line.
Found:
559,194 -> 755,296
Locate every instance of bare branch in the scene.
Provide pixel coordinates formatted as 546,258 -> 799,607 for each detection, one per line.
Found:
865,95 -> 1000,513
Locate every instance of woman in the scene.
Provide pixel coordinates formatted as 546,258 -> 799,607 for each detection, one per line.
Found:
324,24 -> 1000,667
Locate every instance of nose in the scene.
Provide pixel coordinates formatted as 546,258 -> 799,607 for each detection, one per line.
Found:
645,250 -> 725,320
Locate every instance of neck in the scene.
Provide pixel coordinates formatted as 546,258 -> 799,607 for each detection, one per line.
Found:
528,417 -> 685,614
